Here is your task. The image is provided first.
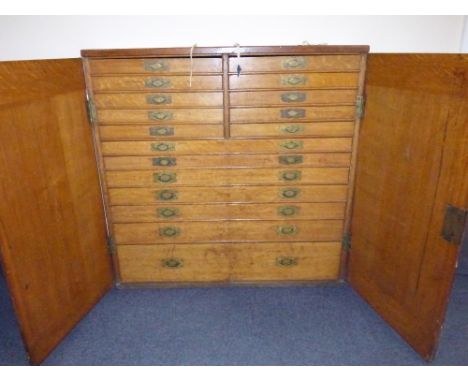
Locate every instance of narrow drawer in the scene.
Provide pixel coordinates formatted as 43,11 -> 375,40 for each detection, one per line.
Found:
91,75 -> 222,91
99,124 -> 223,140
111,202 -> 346,222
96,108 -> 223,124
113,220 -> 344,244
228,55 -> 361,72
94,92 -> 223,108
230,89 -> 357,106
117,244 -> 230,283
105,168 -> 349,187
103,153 -> 351,170
229,73 -> 359,89
101,138 -> 353,155
230,106 -> 355,123
89,58 -> 223,74
108,185 -> 349,205
230,121 -> 355,138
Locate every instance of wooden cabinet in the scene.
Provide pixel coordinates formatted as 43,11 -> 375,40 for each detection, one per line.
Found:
0,46 -> 466,365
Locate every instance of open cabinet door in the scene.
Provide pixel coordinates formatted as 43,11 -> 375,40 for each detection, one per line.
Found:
0,59 -> 113,364
348,54 -> 468,360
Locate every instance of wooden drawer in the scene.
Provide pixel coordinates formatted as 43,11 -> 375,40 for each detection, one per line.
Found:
91,75 -> 222,91
107,185 -> 349,205
230,106 -> 355,123
103,153 -> 351,170
230,89 -> 357,106
229,242 -> 341,281
96,108 -> 223,124
89,58 -> 223,74
113,220 -> 344,244
228,55 -> 361,72
230,121 -> 355,138
94,92 -> 223,108
117,244 -> 230,283
101,138 -> 353,155
111,202 -> 346,222
229,73 -> 359,89
99,124 -> 223,140
105,168 -> 349,187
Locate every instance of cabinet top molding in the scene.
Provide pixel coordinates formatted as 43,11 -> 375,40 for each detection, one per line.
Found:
81,45 -> 370,58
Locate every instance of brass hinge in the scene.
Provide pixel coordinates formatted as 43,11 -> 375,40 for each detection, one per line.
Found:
107,236 -> 116,257
441,204 -> 467,245
342,232 -> 352,252
85,91 -> 97,124
356,95 -> 365,119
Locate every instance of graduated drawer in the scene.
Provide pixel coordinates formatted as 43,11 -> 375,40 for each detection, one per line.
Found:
96,108 -> 223,124
231,121 -> 355,138
230,106 -> 355,123
108,185 -> 349,205
94,92 -> 223,108
230,89 -> 357,106
89,58 -> 222,74
228,55 -> 361,72
111,202 -> 346,222
91,75 -> 222,91
105,168 -> 349,187
113,220 -> 344,244
99,124 -> 223,140
103,153 -> 351,170
101,138 -> 353,155
229,73 -> 359,89
117,244 -> 230,283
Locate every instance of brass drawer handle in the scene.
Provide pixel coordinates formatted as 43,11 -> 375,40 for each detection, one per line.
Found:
282,75 -> 307,86
159,226 -> 181,237
276,256 -> 298,267
279,155 -> 303,165
280,188 -> 301,199
145,78 -> 171,88
147,94 -> 172,105
281,92 -> 306,103
280,125 -> 304,134
151,142 -> 175,152
154,172 -> 177,183
149,111 -> 173,121
281,109 -> 305,119
283,57 -> 306,69
144,60 -> 169,72
162,258 -> 183,268
152,157 -> 176,167
156,189 -> 178,201
158,207 -> 179,218
278,205 -> 300,217
149,126 -> 174,136
280,140 -> 303,150
277,225 -> 298,235
280,170 -> 301,181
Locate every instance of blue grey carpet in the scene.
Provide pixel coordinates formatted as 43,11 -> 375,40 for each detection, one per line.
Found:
1,274 -> 467,365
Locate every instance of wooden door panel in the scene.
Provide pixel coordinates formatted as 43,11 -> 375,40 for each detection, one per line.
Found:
0,59 -> 113,364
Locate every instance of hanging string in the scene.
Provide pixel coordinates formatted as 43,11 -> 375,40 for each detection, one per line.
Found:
189,43 -> 197,88
234,43 -> 242,76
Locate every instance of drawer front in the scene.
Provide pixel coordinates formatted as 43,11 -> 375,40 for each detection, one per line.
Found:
94,92 -> 223,108
99,124 -> 223,140
230,106 -> 355,123
230,121 -> 355,138
230,242 -> 341,281
229,73 -> 359,89
89,58 -> 223,74
113,220 -> 344,244
101,138 -> 353,155
103,153 -> 351,170
229,55 -> 361,72
111,202 -> 346,222
91,75 -> 222,91
117,244 -> 230,283
97,108 -> 223,124
105,168 -> 349,187
230,89 -> 357,106
108,185 -> 349,205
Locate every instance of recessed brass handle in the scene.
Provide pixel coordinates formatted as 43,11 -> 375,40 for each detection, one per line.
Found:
162,258 -> 183,268
277,225 -> 298,235
280,140 -> 303,150
159,226 -> 181,237
154,172 -> 177,183
158,207 -> 179,218
152,157 -> 176,167
280,170 -> 301,181
281,92 -> 306,103
283,57 -> 306,69
149,111 -> 173,121
149,126 -> 174,136
144,60 -> 169,72
279,155 -> 303,165
280,125 -> 304,134
280,188 -> 301,199
276,256 -> 298,267
156,189 -> 178,201
145,78 -> 171,88
146,94 -> 172,105
151,142 -> 175,152
282,75 -> 307,86
281,109 -> 305,119
278,205 -> 300,217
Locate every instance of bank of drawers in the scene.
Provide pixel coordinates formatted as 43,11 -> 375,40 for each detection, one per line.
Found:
88,54 -> 362,283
